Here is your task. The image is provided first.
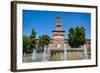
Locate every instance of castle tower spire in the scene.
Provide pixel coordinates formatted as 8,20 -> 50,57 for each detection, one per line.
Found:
56,16 -> 62,31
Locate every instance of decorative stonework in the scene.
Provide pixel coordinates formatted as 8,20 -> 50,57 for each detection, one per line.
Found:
48,48 -> 84,60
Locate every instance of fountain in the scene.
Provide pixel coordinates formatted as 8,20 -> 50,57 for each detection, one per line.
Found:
63,44 -> 67,60
32,44 -> 38,61
83,45 -> 88,59
43,45 -> 48,61
32,49 -> 36,61
32,44 -> 49,62
60,53 -> 63,61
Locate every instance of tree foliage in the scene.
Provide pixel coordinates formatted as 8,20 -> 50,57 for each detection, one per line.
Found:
23,28 -> 37,54
23,28 -> 51,54
23,35 -> 32,54
30,28 -> 37,49
38,35 -> 50,47
30,28 -> 36,39
68,26 -> 86,48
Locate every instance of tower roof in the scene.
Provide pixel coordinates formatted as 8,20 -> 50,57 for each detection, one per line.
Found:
56,16 -> 62,31
56,16 -> 61,25
52,16 -> 65,32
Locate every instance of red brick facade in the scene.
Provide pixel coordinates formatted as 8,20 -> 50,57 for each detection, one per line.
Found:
52,16 -> 65,49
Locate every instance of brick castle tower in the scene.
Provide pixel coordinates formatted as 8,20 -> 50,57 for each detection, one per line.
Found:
52,16 -> 65,49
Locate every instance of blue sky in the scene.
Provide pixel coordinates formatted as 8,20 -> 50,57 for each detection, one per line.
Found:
23,10 -> 91,39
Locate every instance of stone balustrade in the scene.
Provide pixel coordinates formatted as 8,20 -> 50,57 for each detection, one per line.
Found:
48,48 -> 84,61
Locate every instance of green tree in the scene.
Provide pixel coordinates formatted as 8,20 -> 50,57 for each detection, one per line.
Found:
23,35 -> 29,49
30,28 -> 36,39
39,35 -> 50,47
23,28 -> 37,55
23,35 -> 32,54
30,28 -> 37,50
68,26 -> 86,48
79,27 -> 85,45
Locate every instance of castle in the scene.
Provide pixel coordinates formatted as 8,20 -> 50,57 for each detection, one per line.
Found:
47,16 -> 91,60
49,16 -> 90,49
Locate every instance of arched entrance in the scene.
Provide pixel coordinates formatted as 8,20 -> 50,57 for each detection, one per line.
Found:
56,43 -> 61,48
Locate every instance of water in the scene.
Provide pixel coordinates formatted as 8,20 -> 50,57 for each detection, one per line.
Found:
83,45 -> 88,59
43,45 -> 48,61
32,49 -> 36,61
32,45 -> 38,61
63,44 -> 67,60
32,45 -> 48,62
